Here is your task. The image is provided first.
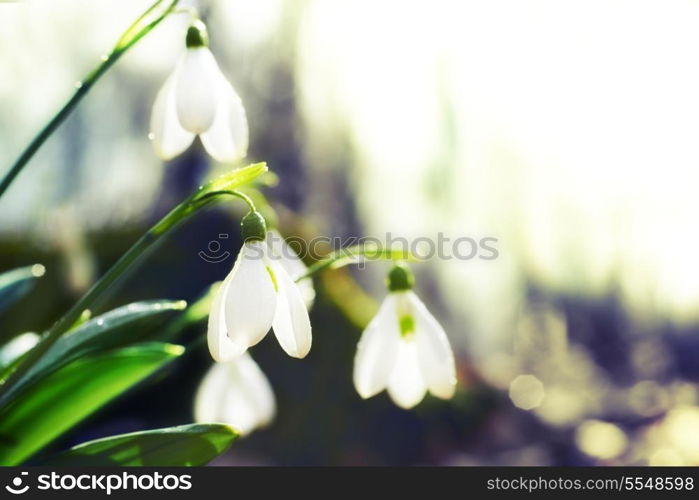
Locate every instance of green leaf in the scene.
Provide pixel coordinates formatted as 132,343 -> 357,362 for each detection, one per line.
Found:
0,342 -> 183,466
46,424 -> 237,466
151,162 -> 268,238
2,300 -> 186,406
194,162 -> 268,200
0,265 -> 45,315
41,300 -> 186,374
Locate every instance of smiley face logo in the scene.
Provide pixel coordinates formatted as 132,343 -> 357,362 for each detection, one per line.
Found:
198,233 -> 231,263
5,472 -> 29,495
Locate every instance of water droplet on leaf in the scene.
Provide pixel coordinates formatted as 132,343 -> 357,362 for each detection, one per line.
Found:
30,264 -> 46,277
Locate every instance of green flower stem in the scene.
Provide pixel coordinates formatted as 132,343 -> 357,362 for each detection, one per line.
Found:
296,245 -> 419,282
0,0 -> 180,200
0,161 -> 268,406
224,191 -> 257,213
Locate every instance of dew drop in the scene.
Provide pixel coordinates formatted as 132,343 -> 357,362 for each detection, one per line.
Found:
75,81 -> 83,89
31,264 -> 46,277
96,318 -> 105,327
100,54 -> 109,62
147,132 -> 155,141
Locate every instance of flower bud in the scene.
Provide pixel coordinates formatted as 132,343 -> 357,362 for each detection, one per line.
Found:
241,211 -> 267,242
386,262 -> 414,292
186,20 -> 209,48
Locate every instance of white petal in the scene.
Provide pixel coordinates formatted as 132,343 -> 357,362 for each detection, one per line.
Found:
194,362 -> 228,423
353,295 -> 400,399
294,279 -> 316,311
293,278 -> 315,310
150,65 -> 195,160
407,291 -> 457,400
266,230 -> 307,278
267,230 -> 315,309
235,352 -> 276,427
194,353 -> 276,436
387,339 -> 427,409
206,275 -> 246,362
271,261 -> 312,358
223,241 -> 277,351
200,73 -> 249,163
175,48 -> 219,133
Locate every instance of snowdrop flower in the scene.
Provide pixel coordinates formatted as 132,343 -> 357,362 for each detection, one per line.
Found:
353,264 -> 457,409
266,229 -> 315,309
150,20 -> 249,163
208,211 -> 312,361
194,353 -> 275,436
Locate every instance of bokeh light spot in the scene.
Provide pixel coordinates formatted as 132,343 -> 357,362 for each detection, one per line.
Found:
575,420 -> 627,460
509,374 -> 545,410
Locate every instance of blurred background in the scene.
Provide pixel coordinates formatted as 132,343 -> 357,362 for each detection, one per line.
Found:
2,0 -> 699,465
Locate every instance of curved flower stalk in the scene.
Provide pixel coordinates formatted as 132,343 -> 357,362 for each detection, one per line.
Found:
150,20 -> 249,163
353,264 -> 457,409
194,353 -> 275,436
208,211 -> 312,361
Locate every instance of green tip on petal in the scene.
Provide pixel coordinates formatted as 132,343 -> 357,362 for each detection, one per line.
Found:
265,265 -> 279,292
241,211 -> 267,242
186,20 -> 209,48
387,262 -> 414,292
399,314 -> 416,339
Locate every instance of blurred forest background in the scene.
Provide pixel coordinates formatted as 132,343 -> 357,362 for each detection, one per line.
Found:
1,0 -> 699,465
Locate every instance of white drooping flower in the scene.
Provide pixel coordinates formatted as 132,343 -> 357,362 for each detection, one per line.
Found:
150,20 -> 248,163
267,229 -> 315,309
194,352 -> 275,436
208,211 -> 312,361
353,264 -> 457,409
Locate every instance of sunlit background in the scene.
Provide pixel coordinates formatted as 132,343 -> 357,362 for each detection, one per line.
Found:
2,0 -> 699,465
